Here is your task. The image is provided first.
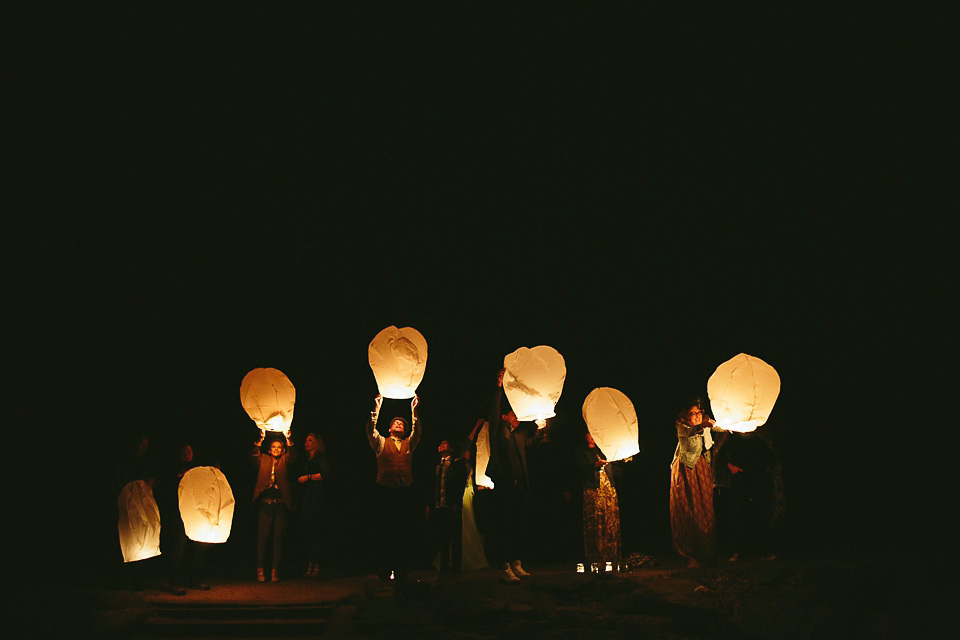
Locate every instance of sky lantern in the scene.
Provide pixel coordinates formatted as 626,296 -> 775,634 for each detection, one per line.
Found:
178,466 -> 235,543
367,326 -> 428,399
582,387 -> 641,461
474,421 -> 495,489
502,345 -> 566,422
707,353 -> 781,433
117,480 -> 162,563
240,367 -> 296,432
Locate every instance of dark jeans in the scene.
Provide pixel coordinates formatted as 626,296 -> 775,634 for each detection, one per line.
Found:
374,483 -> 417,581
256,501 -> 289,570
168,519 -> 208,586
430,506 -> 463,571
490,484 -> 530,566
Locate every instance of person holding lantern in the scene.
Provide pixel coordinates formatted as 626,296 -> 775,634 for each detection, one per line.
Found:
164,443 -> 210,594
428,439 -> 469,575
297,432 -> 330,578
487,369 -> 547,584
252,428 -> 297,583
670,399 -> 724,568
365,394 -> 422,585
576,430 -> 623,574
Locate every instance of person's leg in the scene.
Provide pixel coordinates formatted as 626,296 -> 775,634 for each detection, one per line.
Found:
451,506 -> 463,572
271,505 -> 288,578
256,503 -> 271,578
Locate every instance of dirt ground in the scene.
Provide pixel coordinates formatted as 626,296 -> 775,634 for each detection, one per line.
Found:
26,553 -> 946,639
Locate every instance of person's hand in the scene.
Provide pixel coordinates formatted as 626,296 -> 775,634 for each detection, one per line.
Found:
258,427 -> 266,439
411,394 -> 419,411
284,429 -> 292,439
374,394 -> 383,410
298,475 -> 309,483
497,368 -> 505,388
727,463 -> 743,475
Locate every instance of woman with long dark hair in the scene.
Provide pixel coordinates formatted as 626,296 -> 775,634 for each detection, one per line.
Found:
297,432 -> 330,578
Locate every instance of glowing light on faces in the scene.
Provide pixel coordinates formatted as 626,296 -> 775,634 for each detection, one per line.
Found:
582,387 -> 641,462
707,353 -> 781,433
502,346 -> 566,422
240,368 -> 296,432
178,466 -> 235,544
117,480 -> 162,563
368,326 -> 428,399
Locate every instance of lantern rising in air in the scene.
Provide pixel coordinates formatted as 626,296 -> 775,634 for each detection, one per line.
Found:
179,466 -> 236,543
582,387 -> 641,462
368,326 -> 428,399
502,345 -> 566,422
707,353 -> 781,433
474,420 -> 495,489
240,367 -> 296,432
117,480 -> 162,563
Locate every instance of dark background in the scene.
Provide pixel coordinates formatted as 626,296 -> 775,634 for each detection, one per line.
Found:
11,3 -> 947,580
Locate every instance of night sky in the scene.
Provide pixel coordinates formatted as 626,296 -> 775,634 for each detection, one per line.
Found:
15,4 -> 946,577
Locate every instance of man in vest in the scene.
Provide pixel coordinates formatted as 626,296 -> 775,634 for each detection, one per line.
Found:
366,393 -> 422,585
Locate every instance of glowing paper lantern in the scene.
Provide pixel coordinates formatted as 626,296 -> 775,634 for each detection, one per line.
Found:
502,345 -> 566,422
475,421 -> 495,489
367,326 -> 428,399
707,353 -> 781,433
117,480 -> 162,563
582,387 -> 640,461
178,466 -> 235,543
240,367 -> 296,432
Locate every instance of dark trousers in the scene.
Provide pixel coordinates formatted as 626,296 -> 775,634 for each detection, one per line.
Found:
431,506 -> 463,571
168,519 -> 208,586
490,484 -> 529,566
256,501 -> 288,570
374,483 -> 417,582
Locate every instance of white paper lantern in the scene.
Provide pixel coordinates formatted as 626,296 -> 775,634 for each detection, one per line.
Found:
474,421 -> 495,489
582,387 -> 640,462
240,367 -> 296,432
707,353 -> 781,433
117,480 -> 162,563
502,345 -> 566,422
178,466 -> 235,543
367,326 -> 428,399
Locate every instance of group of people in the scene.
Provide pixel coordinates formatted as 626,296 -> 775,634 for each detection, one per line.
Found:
669,399 -> 785,568
118,377 -> 785,593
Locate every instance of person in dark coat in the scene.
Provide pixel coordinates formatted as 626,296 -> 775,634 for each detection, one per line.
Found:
252,428 -> 296,583
163,443 -> 211,594
428,439 -> 469,574
296,432 -> 330,578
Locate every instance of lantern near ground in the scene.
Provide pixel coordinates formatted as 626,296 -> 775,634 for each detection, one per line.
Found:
240,367 -> 296,432
178,467 -> 235,543
117,480 -> 162,563
475,421 -> 495,489
368,326 -> 428,399
707,353 -> 781,433
502,345 -> 566,422
582,387 -> 640,461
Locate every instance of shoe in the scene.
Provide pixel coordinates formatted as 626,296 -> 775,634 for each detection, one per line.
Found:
500,563 -> 520,584
171,585 -> 186,596
257,568 -> 266,583
303,564 -> 314,578
309,565 -> 321,578
728,553 -> 739,563
271,569 -> 280,583
195,583 -> 210,591
511,560 -> 530,577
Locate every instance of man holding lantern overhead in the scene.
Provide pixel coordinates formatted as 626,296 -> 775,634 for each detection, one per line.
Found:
366,394 -> 422,585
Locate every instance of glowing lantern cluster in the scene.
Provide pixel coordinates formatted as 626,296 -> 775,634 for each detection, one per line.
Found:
240,367 -> 296,432
117,480 -> 162,563
707,353 -> 781,433
178,466 -> 235,543
502,345 -> 566,422
582,387 -> 640,461
368,326 -> 428,399
474,421 -> 495,489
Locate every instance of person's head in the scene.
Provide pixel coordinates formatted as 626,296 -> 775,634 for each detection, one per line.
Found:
585,431 -> 595,447
438,439 -> 453,458
304,432 -> 325,454
136,435 -> 149,458
388,417 -> 409,439
501,409 -> 519,428
679,399 -> 705,427
179,444 -> 194,463
268,438 -> 285,458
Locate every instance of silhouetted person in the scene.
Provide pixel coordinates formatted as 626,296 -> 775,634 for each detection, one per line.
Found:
296,432 -> 330,578
164,443 -> 210,594
576,430 -> 623,573
429,439 -> 468,574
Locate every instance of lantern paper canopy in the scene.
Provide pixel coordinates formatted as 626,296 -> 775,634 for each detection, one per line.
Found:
582,387 -> 641,462
178,466 -> 235,543
367,326 -> 428,399
475,421 -> 495,489
117,480 -> 162,563
502,345 -> 566,422
707,353 -> 781,433
240,368 -> 296,432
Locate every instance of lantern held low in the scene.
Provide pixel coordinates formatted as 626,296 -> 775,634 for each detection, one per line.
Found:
582,387 -> 641,461
474,420 -> 495,489
117,480 -> 162,563
707,353 -> 781,433
367,326 -> 428,399
240,367 -> 296,432
179,466 -> 236,543
502,345 -> 566,422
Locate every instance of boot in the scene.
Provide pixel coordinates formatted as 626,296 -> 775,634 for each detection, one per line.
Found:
271,568 -> 280,583
511,560 -> 530,577
257,568 -> 266,583
500,563 -> 520,584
